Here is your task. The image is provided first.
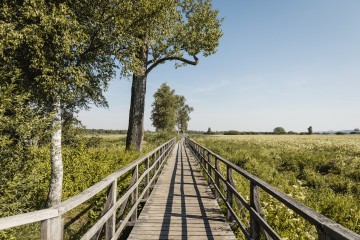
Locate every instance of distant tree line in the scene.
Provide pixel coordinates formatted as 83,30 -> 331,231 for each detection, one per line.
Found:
185,126 -> 360,135
83,129 -> 128,135
82,127 -> 360,136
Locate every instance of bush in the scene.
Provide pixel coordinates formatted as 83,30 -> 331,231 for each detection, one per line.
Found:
273,127 -> 286,135
224,130 -> 241,135
335,132 -> 346,135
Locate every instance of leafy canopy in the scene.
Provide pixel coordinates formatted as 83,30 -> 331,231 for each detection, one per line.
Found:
151,83 -> 178,131
151,83 -> 193,132
176,95 -> 194,133
274,127 -> 286,135
116,0 -> 223,77
0,0 -> 130,112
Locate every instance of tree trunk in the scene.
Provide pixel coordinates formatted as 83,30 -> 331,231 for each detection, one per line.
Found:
126,73 -> 147,152
47,97 -> 63,207
126,42 -> 148,152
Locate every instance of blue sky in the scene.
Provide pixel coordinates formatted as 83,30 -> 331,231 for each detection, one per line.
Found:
78,0 -> 360,132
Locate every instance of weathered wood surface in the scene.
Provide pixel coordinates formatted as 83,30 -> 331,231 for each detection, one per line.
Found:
128,140 -> 236,240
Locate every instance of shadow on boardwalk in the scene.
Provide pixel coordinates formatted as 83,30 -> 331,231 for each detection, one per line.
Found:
128,140 -> 235,240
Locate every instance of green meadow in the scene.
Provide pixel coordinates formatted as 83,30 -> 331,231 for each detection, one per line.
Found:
190,134 -> 360,239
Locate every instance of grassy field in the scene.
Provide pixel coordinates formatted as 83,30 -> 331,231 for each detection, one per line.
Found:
190,134 -> 360,239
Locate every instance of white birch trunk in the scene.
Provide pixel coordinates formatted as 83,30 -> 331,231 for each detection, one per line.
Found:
47,97 -> 63,207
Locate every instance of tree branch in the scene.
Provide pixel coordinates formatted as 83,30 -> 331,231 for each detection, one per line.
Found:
146,59 -> 155,65
146,55 -> 198,75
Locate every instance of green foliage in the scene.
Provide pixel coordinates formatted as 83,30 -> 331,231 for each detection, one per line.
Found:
116,0 -> 223,77
0,0 -> 125,135
83,129 -> 128,135
151,83 -> 193,133
0,82 -> 52,239
0,0 -> 141,207
144,131 -> 177,146
191,135 -> 360,237
335,131 -> 346,135
0,134 -> 164,239
273,127 -> 286,134
151,83 -> 178,132
224,130 -> 241,135
308,126 -> 313,135
0,83 -> 50,148
176,95 -> 193,133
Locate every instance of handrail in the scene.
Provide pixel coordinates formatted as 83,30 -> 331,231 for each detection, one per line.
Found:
185,137 -> 360,240
0,137 -> 176,240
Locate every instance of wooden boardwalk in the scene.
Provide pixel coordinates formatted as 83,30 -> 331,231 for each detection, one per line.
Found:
128,140 -> 236,240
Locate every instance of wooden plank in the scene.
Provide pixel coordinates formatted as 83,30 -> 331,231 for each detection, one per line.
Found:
128,140 -> 236,239
128,235 -> 236,240
111,147 -> 173,240
40,217 -> 63,240
105,181 -> 117,239
131,165 -> 138,223
0,208 -> 58,230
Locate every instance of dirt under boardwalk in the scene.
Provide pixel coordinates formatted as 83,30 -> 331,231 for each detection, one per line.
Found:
128,140 -> 236,240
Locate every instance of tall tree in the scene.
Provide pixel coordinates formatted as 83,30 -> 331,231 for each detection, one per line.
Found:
176,95 -> 194,133
308,126 -> 313,135
0,0 -> 130,206
117,0 -> 222,151
151,83 -> 193,133
151,83 -> 178,132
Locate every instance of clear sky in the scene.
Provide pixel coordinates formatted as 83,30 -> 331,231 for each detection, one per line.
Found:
78,0 -> 360,132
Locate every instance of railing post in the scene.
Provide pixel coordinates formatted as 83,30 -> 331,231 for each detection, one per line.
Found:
131,164 -> 138,223
207,152 -> 212,178
144,157 -> 150,199
226,165 -> 233,221
200,146 -> 204,165
105,180 -> 117,239
154,151 -> 158,172
41,216 -> 63,240
202,148 -> 205,164
159,147 -> 162,162
317,227 -> 334,240
201,147 -> 204,166
215,157 -> 220,198
199,146 -> 202,164
157,148 -> 161,170
250,181 -> 261,240
151,153 -> 156,188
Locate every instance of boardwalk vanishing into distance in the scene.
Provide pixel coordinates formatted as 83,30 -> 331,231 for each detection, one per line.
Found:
128,140 -> 236,240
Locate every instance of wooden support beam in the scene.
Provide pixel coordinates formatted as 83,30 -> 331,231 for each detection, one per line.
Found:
226,165 -> 233,221
131,165 -> 139,223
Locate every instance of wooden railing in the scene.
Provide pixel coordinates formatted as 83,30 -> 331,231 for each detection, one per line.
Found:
0,137 -> 176,240
185,137 -> 359,240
